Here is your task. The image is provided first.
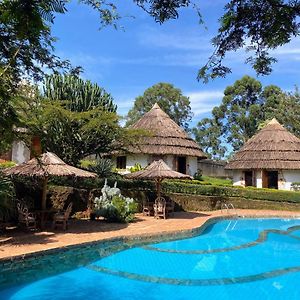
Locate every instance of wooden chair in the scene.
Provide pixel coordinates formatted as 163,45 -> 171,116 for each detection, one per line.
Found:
166,200 -> 175,217
154,197 -> 166,219
143,199 -> 155,216
53,202 -> 73,231
17,202 -> 37,230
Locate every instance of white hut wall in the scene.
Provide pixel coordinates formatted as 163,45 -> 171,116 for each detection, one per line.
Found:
187,156 -> 198,176
129,154 -> 149,169
232,170 -> 244,187
279,170 -> 300,191
256,170 -> 262,188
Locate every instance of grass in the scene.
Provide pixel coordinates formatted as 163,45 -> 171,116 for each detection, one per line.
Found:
200,175 -> 233,186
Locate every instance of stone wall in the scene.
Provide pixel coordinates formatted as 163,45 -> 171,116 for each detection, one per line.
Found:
44,186 -> 300,214
198,159 -> 233,178
167,193 -> 300,212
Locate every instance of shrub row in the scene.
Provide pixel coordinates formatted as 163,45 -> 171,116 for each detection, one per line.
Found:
162,181 -> 300,203
49,177 -> 300,204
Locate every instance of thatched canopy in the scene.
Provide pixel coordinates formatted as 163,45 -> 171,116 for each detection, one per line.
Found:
226,119 -> 300,170
3,152 -> 96,178
4,152 -> 96,210
125,159 -> 192,180
127,103 -> 206,158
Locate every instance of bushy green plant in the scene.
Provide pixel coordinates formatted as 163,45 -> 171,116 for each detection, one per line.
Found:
80,159 -> 97,170
0,161 -> 16,169
291,182 -> 300,191
0,172 -> 15,221
94,195 -> 138,222
89,158 -> 113,177
94,181 -> 138,222
129,163 -> 143,173
193,170 -> 203,181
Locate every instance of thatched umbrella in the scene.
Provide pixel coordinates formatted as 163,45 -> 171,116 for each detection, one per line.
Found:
125,159 -> 192,201
3,152 -> 96,209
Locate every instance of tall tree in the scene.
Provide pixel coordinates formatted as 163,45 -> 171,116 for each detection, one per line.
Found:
43,74 -> 117,112
15,80 -> 139,165
193,76 -> 300,159
126,82 -> 192,130
192,118 -> 226,160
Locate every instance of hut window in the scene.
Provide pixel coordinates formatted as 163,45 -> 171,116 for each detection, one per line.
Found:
116,156 -> 126,169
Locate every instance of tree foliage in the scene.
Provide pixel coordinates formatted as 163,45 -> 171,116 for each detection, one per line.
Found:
198,0 -> 300,81
126,82 -> 192,130
2,0 -> 299,86
15,81 -> 140,166
0,0 -> 69,82
44,74 -> 117,112
0,171 -> 15,221
193,75 -> 300,159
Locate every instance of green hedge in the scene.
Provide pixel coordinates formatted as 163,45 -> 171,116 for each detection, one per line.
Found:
48,177 -> 300,204
162,181 -> 300,203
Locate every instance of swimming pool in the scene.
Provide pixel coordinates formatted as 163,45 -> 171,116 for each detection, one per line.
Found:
1,218 -> 300,299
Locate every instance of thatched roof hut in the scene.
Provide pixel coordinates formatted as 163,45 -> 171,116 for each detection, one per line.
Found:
226,118 -> 300,170
129,103 -> 206,158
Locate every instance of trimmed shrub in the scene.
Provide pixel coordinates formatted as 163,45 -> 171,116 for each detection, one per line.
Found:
0,161 -> 16,169
162,181 -> 300,203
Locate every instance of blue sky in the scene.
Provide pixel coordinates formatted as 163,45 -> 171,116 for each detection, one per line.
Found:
52,0 -> 300,127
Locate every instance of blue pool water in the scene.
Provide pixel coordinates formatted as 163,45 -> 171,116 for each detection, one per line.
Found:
1,218 -> 300,300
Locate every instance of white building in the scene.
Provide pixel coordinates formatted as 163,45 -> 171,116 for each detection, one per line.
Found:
112,103 -> 206,176
226,119 -> 300,190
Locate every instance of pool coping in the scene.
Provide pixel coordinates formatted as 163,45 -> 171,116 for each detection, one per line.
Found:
1,211 -> 300,264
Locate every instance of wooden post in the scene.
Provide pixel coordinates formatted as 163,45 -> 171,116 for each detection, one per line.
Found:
41,177 -> 48,210
156,178 -> 162,201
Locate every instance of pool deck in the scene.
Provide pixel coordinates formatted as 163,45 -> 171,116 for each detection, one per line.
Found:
1,209 -> 300,260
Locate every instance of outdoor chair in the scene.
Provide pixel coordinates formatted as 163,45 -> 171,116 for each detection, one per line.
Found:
142,199 -> 155,216
154,197 -> 167,219
53,202 -> 73,231
17,202 -> 37,230
166,200 -> 175,217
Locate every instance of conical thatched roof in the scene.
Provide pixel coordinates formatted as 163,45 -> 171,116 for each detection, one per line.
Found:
125,159 -> 192,180
128,103 -> 206,158
226,119 -> 300,170
3,152 -> 97,178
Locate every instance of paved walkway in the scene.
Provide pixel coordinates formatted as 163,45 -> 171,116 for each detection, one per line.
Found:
1,209 -> 300,259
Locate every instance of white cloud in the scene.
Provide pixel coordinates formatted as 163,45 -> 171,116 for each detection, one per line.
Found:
138,29 -> 213,51
187,90 -> 224,116
116,99 -> 134,116
272,39 -> 300,56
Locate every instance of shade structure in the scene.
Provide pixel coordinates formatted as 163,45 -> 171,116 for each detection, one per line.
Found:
125,159 -> 192,202
125,159 -> 192,180
4,152 -> 96,209
226,118 -> 300,170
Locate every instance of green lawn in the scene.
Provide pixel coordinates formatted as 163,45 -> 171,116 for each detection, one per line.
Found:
199,176 -> 233,186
